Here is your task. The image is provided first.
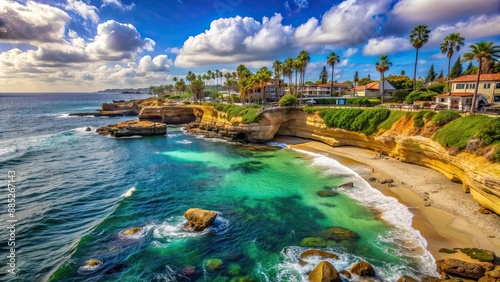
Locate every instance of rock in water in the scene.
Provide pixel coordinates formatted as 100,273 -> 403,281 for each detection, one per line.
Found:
396,275 -> 419,282
184,208 -> 217,231
339,182 -> 354,188
96,120 -> 166,137
320,227 -> 360,241
308,261 -> 342,282
86,259 -> 101,267
350,260 -> 376,277
438,258 -> 485,280
300,249 -> 339,260
85,127 -> 92,131
124,227 -> 142,236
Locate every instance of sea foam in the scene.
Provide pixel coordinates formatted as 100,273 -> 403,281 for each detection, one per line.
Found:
293,149 -> 439,279
122,187 -> 136,198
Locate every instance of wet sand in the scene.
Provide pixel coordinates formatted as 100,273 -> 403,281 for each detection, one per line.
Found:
274,136 -> 500,261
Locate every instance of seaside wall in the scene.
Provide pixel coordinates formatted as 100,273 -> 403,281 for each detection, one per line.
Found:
185,106 -> 500,215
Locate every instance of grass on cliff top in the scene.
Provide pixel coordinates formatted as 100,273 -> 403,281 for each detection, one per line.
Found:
212,103 -> 262,123
311,108 -> 391,135
432,115 -> 500,149
378,111 -> 407,130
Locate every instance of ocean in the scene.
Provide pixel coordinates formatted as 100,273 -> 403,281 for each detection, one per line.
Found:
0,92 -> 437,281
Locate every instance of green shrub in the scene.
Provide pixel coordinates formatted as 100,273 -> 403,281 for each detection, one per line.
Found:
378,111 -> 407,130
426,83 -> 446,94
414,110 -> 434,127
183,100 -> 191,105
392,90 -> 410,102
405,90 -> 438,104
460,248 -> 495,262
477,117 -> 500,145
432,115 -> 493,149
423,111 -> 437,120
212,104 -> 261,123
317,108 -> 390,135
316,98 -> 337,105
278,94 -> 299,106
431,110 -> 461,126
346,98 -> 374,105
439,248 -> 458,254
494,148 -> 500,162
169,94 -> 181,99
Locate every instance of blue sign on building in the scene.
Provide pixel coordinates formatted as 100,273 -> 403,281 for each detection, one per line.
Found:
338,99 -> 346,105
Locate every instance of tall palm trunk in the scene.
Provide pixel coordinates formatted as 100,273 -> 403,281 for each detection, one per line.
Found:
413,48 -> 419,91
446,56 -> 451,92
330,65 -> 334,96
381,72 -> 385,104
470,60 -> 481,114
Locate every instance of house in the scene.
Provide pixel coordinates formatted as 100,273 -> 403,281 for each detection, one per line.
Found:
440,74 -> 500,110
250,79 -> 285,102
435,93 -> 488,111
298,83 -> 348,98
354,81 -> 395,98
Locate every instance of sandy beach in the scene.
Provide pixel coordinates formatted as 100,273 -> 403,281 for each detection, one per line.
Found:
274,136 -> 500,261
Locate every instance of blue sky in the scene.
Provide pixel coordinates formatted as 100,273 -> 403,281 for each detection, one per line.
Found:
0,0 -> 499,92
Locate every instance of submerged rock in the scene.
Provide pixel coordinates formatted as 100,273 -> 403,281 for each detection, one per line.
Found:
184,208 -> 217,231
300,249 -> 339,260
438,258 -> 485,280
300,237 -> 327,248
317,190 -> 338,197
350,260 -> 376,277
320,227 -> 360,241
205,258 -> 223,271
308,261 -> 342,282
228,264 -> 242,276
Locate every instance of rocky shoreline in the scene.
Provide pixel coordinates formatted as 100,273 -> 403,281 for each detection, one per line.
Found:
96,120 -> 166,137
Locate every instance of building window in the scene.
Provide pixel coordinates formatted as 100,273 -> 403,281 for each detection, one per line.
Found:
465,98 -> 472,104
484,83 -> 491,89
494,96 -> 500,103
456,84 -> 465,89
466,83 -> 475,89
440,98 -> 445,102
496,83 -> 500,89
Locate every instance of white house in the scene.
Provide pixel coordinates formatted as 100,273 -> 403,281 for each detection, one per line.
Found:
353,81 -> 396,98
435,93 -> 488,111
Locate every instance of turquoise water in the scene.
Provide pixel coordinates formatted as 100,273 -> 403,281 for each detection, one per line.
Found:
0,93 -> 436,281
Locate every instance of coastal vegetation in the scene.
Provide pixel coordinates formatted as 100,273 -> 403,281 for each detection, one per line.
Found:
212,103 -> 262,123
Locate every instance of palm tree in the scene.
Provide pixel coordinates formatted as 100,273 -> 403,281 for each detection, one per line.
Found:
409,25 -> 431,91
293,58 -> 300,95
462,41 -> 500,113
375,55 -> 393,104
283,58 -> 294,94
327,52 -> 340,96
273,60 -> 282,99
441,33 -> 465,92
256,67 -> 272,104
298,50 -> 310,102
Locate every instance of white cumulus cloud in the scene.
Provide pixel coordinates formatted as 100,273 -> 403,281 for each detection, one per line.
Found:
294,0 -> 392,48
101,0 -> 135,11
362,37 -> 411,56
64,0 -> 99,25
344,48 -> 358,57
0,0 -> 70,42
138,55 -> 173,72
175,13 -> 294,68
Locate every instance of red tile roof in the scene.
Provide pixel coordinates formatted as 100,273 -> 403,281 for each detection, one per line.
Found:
435,92 -> 474,97
451,74 -> 500,82
355,82 -> 379,91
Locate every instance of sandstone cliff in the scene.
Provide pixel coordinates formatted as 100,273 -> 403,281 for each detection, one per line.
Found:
96,120 -> 166,137
185,106 -> 500,215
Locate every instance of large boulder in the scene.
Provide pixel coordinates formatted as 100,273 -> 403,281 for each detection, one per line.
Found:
184,208 -> 217,231
300,249 -> 339,260
308,261 -> 342,282
438,258 -> 485,280
350,260 -> 376,277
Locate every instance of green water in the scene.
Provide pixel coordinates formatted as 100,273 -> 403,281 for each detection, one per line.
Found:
47,129 -> 434,281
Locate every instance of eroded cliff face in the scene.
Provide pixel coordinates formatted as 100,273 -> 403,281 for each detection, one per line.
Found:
186,106 -> 500,215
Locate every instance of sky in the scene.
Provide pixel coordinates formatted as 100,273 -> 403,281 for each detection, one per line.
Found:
1,0 -> 499,92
